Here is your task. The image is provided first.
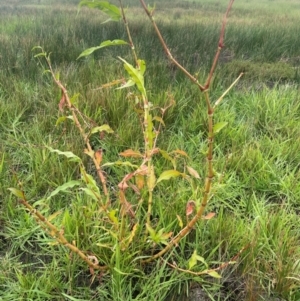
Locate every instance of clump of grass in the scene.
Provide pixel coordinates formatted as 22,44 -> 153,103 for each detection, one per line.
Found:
221,60 -> 296,86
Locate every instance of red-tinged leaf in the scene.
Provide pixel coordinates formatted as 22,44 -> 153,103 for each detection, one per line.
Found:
120,149 -> 143,158
151,148 -> 160,155
135,174 -> 145,190
94,149 -> 103,165
186,200 -> 196,216
156,170 -> 181,184
135,165 -> 148,176
118,181 -> 129,191
171,149 -> 189,158
58,92 -> 66,112
187,166 -> 201,179
129,183 -> 140,195
203,212 -> 216,220
119,190 -> 135,218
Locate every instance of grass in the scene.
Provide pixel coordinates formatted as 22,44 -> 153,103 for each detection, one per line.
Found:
0,0 -> 300,300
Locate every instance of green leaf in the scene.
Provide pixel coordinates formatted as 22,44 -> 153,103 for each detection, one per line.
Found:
8,188 -> 24,199
108,210 -> 118,225
48,210 -> 62,222
79,1 -> 122,22
138,59 -> 146,75
42,69 -> 51,75
47,180 -> 82,200
55,72 -> 60,81
146,223 -> 159,243
32,45 -> 43,52
188,250 -> 208,270
32,198 -> 49,212
188,250 -> 198,270
90,124 -> 114,135
176,214 -> 183,228
70,93 -> 80,105
213,122 -> 228,134
61,293 -> 88,301
55,116 -> 67,126
152,116 -> 165,126
207,270 -> 222,279
80,188 -> 100,202
33,52 -> 47,58
113,267 -> 131,275
100,39 -> 128,47
147,164 -> 156,191
83,149 -> 94,159
159,149 -> 176,169
157,170 -> 182,184
118,57 -> 146,97
195,254 -> 208,268
80,166 -> 100,194
116,79 -> 135,90
147,3 -> 156,14
102,161 -> 138,168
47,147 -> 82,163
62,209 -> 71,226
77,47 -> 99,59
77,39 -> 128,59
0,153 -> 5,174
147,114 -> 155,149
83,173 -> 100,194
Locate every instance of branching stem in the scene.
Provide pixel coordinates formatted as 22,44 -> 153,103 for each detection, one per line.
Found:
19,193 -> 107,271
140,0 -> 235,262
45,55 -> 108,197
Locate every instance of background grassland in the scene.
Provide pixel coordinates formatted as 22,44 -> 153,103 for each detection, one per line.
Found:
0,0 -> 300,300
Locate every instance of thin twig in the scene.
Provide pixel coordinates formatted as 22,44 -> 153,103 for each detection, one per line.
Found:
19,193 -> 107,271
164,243 -> 250,276
139,0 -> 205,91
45,55 -> 109,196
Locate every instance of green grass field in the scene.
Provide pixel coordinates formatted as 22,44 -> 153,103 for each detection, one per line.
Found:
0,0 -> 300,300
